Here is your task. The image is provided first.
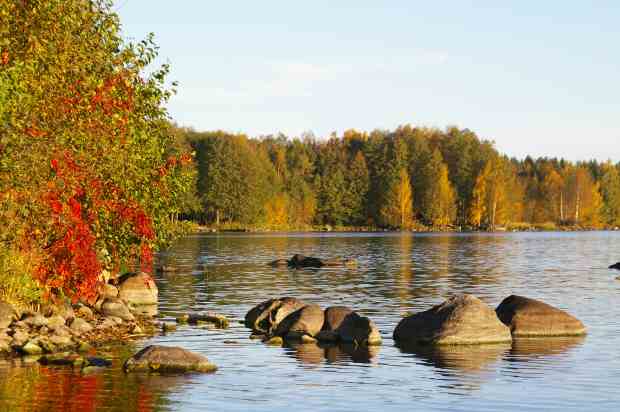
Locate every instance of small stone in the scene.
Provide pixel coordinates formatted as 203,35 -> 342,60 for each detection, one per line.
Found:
300,335 -> 318,344
162,323 -> 177,332
76,306 -> 94,320
176,314 -> 190,324
49,334 -> 74,351
85,357 -> 112,368
47,316 -> 67,330
25,314 -> 48,328
70,318 -> 93,335
97,318 -> 116,330
263,336 -> 284,346
11,329 -> 30,348
77,341 -> 93,352
22,341 -> 43,355
101,298 -> 134,321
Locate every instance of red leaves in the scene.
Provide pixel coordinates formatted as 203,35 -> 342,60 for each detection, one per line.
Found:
1,51 -> 8,65
38,151 -> 156,300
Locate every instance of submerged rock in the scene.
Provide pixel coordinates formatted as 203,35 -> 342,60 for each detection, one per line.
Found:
270,255 -> 357,269
117,272 -> 158,306
124,345 -> 217,373
186,312 -> 230,328
495,295 -> 586,337
609,262 -> 620,270
244,297 -> 307,334
393,294 -> 512,345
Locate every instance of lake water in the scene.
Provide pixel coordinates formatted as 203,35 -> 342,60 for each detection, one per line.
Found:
2,232 -> 620,411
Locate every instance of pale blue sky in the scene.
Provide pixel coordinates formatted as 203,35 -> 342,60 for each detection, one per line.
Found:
116,1 -> 619,161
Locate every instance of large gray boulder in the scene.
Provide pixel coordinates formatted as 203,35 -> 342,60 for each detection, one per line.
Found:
124,345 -> 217,373
495,295 -> 586,337
318,306 -> 381,345
393,294 -> 512,345
245,297 -> 306,334
274,304 -> 324,339
0,301 -> 17,329
117,272 -> 158,306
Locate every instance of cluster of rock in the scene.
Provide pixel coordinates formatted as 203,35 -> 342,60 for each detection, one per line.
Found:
245,297 -> 381,346
270,254 -> 357,269
0,272 -> 159,358
393,294 -> 586,346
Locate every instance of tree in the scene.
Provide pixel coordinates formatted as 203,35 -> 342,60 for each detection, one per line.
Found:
600,162 -> 620,226
419,149 -> 456,226
380,168 -> 413,229
0,0 -> 192,300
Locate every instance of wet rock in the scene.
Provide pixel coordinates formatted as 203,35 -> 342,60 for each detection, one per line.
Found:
97,318 -> 117,330
187,312 -> 230,328
495,295 -> 587,337
244,297 -> 307,334
39,353 -> 84,366
49,334 -> 75,351
318,306 -> 381,345
286,254 -> 357,269
393,294 -> 512,345
162,323 -> 177,333
85,357 -> 112,367
176,314 -> 190,323
274,304 -> 324,339
101,298 -> 134,321
609,262 -> 620,270
0,301 -> 17,329
77,341 -> 93,352
117,272 -> 158,306
263,336 -> 284,346
70,318 -> 93,335
22,341 -> 43,355
269,259 -> 290,268
124,345 -> 217,373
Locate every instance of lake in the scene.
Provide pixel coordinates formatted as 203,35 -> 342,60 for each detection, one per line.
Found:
1,231 -> 620,411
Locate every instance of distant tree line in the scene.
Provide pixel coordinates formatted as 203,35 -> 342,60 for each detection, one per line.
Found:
174,125 -> 620,230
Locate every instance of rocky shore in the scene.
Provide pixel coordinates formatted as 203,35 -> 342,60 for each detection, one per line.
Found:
0,272 -> 159,359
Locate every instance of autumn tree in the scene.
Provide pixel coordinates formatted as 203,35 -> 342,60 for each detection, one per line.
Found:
380,168 -> 413,229
419,149 -> 456,226
600,162 -> 620,226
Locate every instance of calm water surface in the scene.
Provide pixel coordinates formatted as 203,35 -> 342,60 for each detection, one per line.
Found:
2,232 -> 620,411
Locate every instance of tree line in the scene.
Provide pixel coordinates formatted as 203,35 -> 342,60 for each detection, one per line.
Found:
176,125 -> 620,230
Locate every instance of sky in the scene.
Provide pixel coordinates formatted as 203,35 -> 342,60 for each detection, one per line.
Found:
116,1 -> 620,161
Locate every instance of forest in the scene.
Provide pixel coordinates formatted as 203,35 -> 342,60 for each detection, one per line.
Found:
177,126 -> 620,231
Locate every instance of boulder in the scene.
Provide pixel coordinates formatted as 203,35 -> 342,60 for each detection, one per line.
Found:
609,262 -> 620,270
117,272 -> 158,306
495,295 -> 586,337
319,306 -> 381,345
274,304 -> 324,339
102,283 -> 119,300
393,294 -> 512,345
24,314 -> 48,328
47,315 -> 67,330
75,305 -> 94,320
124,345 -> 217,373
244,297 -> 307,334
101,298 -> 134,321
22,340 -> 43,355
0,301 -> 17,329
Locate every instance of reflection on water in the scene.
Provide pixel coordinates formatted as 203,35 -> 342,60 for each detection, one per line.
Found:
2,232 -> 620,411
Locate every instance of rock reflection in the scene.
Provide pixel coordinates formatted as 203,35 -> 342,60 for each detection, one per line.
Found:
398,342 -> 510,373
508,336 -> 586,359
283,342 -> 380,366
0,349 -> 193,412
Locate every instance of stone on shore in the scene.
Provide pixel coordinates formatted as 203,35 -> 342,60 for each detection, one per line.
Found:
117,272 -> 158,306
245,297 -> 307,334
70,318 -> 94,334
393,294 -> 512,345
124,345 -> 217,373
101,298 -> 135,321
495,295 -> 586,337
0,301 -> 17,329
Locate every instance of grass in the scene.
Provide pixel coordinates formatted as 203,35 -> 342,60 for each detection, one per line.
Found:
0,245 -> 43,310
